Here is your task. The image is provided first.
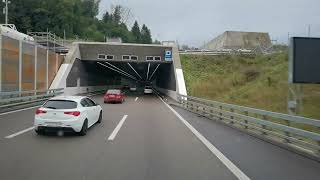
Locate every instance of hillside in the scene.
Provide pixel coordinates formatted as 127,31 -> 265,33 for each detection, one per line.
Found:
0,0 -> 153,43
180,53 -> 320,120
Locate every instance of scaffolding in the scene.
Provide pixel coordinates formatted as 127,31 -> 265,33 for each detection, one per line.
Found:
27,31 -> 69,54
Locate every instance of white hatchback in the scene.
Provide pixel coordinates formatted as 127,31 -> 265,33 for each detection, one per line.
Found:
34,96 -> 102,136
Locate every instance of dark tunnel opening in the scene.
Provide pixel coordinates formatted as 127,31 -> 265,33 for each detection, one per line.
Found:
66,59 -> 176,91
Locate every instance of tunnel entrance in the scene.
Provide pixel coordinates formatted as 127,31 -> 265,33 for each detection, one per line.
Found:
66,59 -> 176,92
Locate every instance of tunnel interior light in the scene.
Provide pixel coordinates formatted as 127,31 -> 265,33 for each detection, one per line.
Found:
146,63 -> 151,80
127,63 -> 143,80
149,64 -> 160,81
97,62 -> 137,81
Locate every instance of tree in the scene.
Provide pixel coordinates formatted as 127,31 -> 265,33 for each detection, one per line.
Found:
140,24 -> 152,44
153,40 -> 161,44
131,21 -> 141,43
103,11 -> 111,23
2,1 -> 153,43
111,5 -> 121,24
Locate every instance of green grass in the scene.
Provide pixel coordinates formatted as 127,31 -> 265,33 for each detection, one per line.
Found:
180,53 -> 320,121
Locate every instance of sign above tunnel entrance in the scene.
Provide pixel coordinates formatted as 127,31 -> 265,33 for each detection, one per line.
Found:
165,50 -> 172,61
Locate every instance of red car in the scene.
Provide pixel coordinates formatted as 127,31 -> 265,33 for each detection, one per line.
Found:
104,89 -> 125,103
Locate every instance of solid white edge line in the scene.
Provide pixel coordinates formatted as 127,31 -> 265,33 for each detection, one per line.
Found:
158,97 -> 251,180
0,106 -> 41,116
108,115 -> 128,141
135,97 -> 138,101
5,126 -> 35,139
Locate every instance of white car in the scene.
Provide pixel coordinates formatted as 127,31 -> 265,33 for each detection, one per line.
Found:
144,86 -> 153,94
34,96 -> 102,136
130,86 -> 137,91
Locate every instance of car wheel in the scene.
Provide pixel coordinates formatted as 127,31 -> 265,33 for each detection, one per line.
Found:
97,111 -> 102,123
35,129 -> 44,135
78,119 -> 88,136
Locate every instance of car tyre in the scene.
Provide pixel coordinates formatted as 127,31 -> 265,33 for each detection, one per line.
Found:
35,129 -> 44,135
97,111 -> 102,123
78,119 -> 88,136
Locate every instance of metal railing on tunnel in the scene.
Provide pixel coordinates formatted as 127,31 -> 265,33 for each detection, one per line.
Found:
0,88 -> 64,109
175,94 -> 320,161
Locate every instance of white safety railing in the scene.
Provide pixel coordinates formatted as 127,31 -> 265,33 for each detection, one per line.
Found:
175,94 -> 320,160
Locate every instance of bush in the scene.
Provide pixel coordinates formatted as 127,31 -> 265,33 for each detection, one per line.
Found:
243,68 -> 260,82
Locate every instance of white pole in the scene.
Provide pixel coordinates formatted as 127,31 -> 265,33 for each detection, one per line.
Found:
5,0 -> 8,24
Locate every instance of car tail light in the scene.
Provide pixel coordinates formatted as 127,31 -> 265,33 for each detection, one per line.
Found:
35,109 -> 47,115
64,111 -> 81,116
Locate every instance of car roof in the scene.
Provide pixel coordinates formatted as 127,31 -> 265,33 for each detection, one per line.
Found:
49,96 -> 88,102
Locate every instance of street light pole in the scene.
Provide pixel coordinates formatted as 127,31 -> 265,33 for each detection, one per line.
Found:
3,0 -> 10,24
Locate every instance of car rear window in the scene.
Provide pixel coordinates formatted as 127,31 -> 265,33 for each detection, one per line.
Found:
145,86 -> 152,89
43,100 -> 77,109
107,89 -> 121,94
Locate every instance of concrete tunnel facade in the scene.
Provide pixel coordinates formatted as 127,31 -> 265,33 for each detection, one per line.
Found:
50,42 -> 187,100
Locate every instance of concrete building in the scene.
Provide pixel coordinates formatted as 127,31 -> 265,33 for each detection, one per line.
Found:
203,31 -> 272,51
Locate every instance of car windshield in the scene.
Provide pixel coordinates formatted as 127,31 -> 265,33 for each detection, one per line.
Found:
107,90 -> 121,94
3,1 -> 320,180
43,100 -> 77,109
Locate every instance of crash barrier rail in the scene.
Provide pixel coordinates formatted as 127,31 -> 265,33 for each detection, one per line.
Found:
0,88 -> 64,108
175,94 -> 320,160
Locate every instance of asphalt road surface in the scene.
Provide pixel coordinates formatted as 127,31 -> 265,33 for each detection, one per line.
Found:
0,94 -> 319,180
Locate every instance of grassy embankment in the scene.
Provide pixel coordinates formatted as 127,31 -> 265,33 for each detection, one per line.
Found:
180,53 -> 320,128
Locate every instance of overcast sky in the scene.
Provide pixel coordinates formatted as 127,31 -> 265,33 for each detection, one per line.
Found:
99,0 -> 320,47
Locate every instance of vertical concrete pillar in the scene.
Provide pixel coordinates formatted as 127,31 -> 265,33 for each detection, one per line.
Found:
34,45 -> 37,91
18,40 -> 22,91
46,49 -> 49,90
56,53 -> 59,73
0,34 -> 2,92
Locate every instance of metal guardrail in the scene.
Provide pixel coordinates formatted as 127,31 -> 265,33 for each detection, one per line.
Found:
176,94 -> 320,159
0,88 -> 64,108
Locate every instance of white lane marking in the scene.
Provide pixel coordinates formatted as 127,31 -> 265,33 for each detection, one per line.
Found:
159,97 -> 251,180
108,115 -> 128,141
135,97 -> 139,101
5,126 -> 35,139
0,106 -> 41,116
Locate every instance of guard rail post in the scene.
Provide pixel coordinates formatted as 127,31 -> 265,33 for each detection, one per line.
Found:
230,108 -> 234,124
261,115 -> 268,135
219,106 -> 223,121
244,111 -> 249,129
284,120 -> 291,143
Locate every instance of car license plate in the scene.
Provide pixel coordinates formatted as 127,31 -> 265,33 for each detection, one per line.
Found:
109,95 -> 115,98
46,122 -> 61,127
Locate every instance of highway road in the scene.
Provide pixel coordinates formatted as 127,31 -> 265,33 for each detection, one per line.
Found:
0,94 -> 319,180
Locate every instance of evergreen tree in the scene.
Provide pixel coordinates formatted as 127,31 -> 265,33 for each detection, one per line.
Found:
131,21 -> 141,43
103,11 -> 111,23
140,24 -> 152,44
112,5 -> 122,24
0,1 -> 152,43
